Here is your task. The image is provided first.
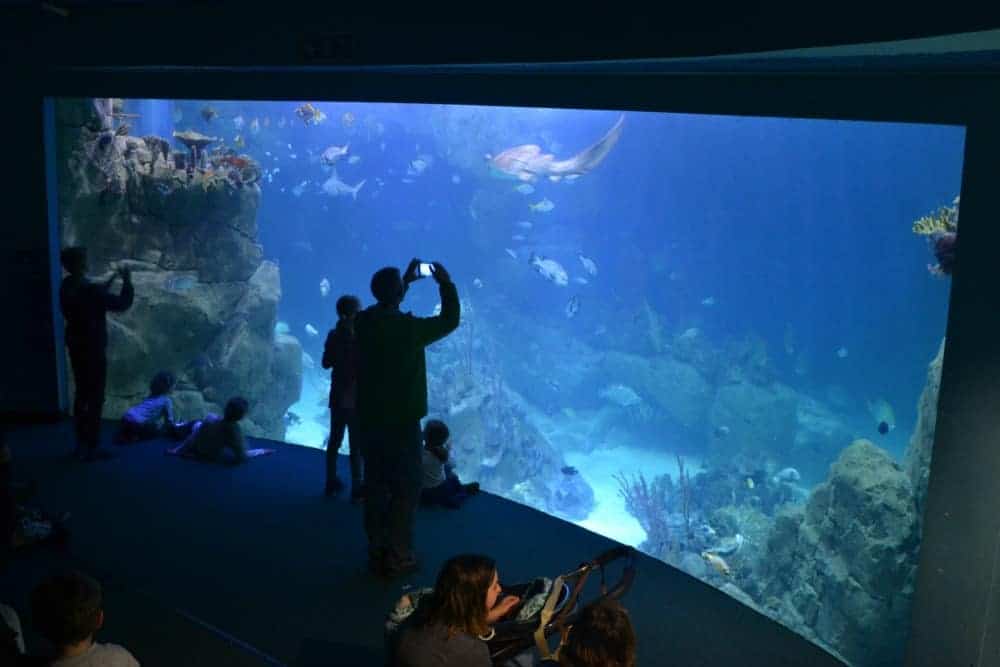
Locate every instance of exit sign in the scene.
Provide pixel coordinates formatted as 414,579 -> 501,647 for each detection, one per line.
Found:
299,33 -> 354,63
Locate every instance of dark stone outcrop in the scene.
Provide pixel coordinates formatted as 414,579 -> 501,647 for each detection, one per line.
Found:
56,98 -> 300,439
904,339 -> 945,522
755,439 -> 919,666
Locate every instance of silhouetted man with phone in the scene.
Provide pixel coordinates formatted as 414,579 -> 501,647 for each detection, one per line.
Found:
356,258 -> 459,578
59,247 -> 134,462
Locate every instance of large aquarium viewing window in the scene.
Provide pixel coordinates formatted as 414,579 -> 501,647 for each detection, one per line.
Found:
48,97 -> 964,666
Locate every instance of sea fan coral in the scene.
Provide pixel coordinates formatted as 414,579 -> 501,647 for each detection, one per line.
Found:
615,471 -> 674,548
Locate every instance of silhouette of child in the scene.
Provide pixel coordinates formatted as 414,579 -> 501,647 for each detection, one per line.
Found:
322,294 -> 364,501
115,371 -> 188,444
420,419 -> 479,509
170,397 -> 271,464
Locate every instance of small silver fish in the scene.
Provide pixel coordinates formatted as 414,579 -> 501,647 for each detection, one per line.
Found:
529,198 -> 554,213
565,295 -> 580,318
321,143 -> 349,165
578,253 -> 598,276
530,253 -> 569,287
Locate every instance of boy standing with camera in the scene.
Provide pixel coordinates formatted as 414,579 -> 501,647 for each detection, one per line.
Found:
59,247 -> 134,463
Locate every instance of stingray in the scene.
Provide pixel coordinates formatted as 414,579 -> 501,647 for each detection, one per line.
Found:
485,114 -> 624,183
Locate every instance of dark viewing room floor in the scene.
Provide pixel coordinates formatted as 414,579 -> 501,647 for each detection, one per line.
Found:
1,421 -> 845,666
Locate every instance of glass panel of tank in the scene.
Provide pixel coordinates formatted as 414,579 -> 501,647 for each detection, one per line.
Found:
50,97 -> 963,666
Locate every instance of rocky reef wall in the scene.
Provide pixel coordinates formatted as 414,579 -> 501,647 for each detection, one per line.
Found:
616,341 -> 947,666
56,98 -> 301,439
903,338 -> 945,522
755,439 -> 920,666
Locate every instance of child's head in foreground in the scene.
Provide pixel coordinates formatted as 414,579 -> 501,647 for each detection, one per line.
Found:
423,419 -> 449,449
32,570 -> 104,650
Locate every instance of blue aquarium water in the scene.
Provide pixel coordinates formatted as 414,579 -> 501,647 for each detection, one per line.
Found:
52,97 -> 964,666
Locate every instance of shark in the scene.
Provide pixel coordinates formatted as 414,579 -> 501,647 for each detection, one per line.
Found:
322,170 -> 366,200
485,114 -> 625,183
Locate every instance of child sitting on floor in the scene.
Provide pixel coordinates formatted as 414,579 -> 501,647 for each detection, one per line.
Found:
2,432 -> 70,561
420,419 -> 479,509
31,570 -> 140,666
169,397 -> 273,464
115,371 -> 189,444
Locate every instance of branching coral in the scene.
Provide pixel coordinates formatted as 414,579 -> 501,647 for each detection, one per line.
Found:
912,196 -> 959,236
615,471 -> 674,549
676,454 -> 693,540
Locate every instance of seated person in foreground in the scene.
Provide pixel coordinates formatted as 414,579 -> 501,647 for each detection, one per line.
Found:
172,397 -> 254,464
541,598 -> 637,667
31,570 -> 140,666
420,419 -> 479,509
392,554 -> 520,667
2,434 -> 69,561
115,371 -> 189,444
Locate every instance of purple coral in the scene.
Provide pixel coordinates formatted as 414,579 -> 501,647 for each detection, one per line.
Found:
928,231 -> 957,277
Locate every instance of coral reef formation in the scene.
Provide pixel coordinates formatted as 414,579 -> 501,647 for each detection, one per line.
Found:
913,197 -> 959,277
754,439 -> 920,666
57,98 -> 301,439
911,196 -> 959,236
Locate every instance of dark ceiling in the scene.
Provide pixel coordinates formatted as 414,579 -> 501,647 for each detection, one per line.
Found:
2,3 -> 1000,69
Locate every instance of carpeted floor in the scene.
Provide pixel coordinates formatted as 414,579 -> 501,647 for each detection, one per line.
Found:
0,421 -> 845,666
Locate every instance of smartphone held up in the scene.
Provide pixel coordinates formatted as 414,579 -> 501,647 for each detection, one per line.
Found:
418,262 -> 436,278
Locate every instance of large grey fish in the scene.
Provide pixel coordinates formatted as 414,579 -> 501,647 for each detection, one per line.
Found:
485,114 -> 624,183
322,170 -> 366,200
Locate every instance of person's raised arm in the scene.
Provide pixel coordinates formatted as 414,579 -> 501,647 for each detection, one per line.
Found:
413,262 -> 460,348
321,328 -> 336,370
105,266 -> 134,312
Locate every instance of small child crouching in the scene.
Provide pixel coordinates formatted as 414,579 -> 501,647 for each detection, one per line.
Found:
115,371 -> 190,445
419,419 -> 479,509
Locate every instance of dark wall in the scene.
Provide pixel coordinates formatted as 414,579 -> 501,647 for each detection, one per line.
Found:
3,6 -> 1000,667
0,71 -> 62,420
1,3 -> 999,68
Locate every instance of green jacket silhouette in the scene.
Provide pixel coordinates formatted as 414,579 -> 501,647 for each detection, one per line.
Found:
356,282 -> 460,428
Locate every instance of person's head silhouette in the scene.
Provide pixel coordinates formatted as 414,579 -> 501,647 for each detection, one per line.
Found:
336,294 -> 361,320
224,397 -> 249,423
60,247 -> 87,277
371,267 -> 405,307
